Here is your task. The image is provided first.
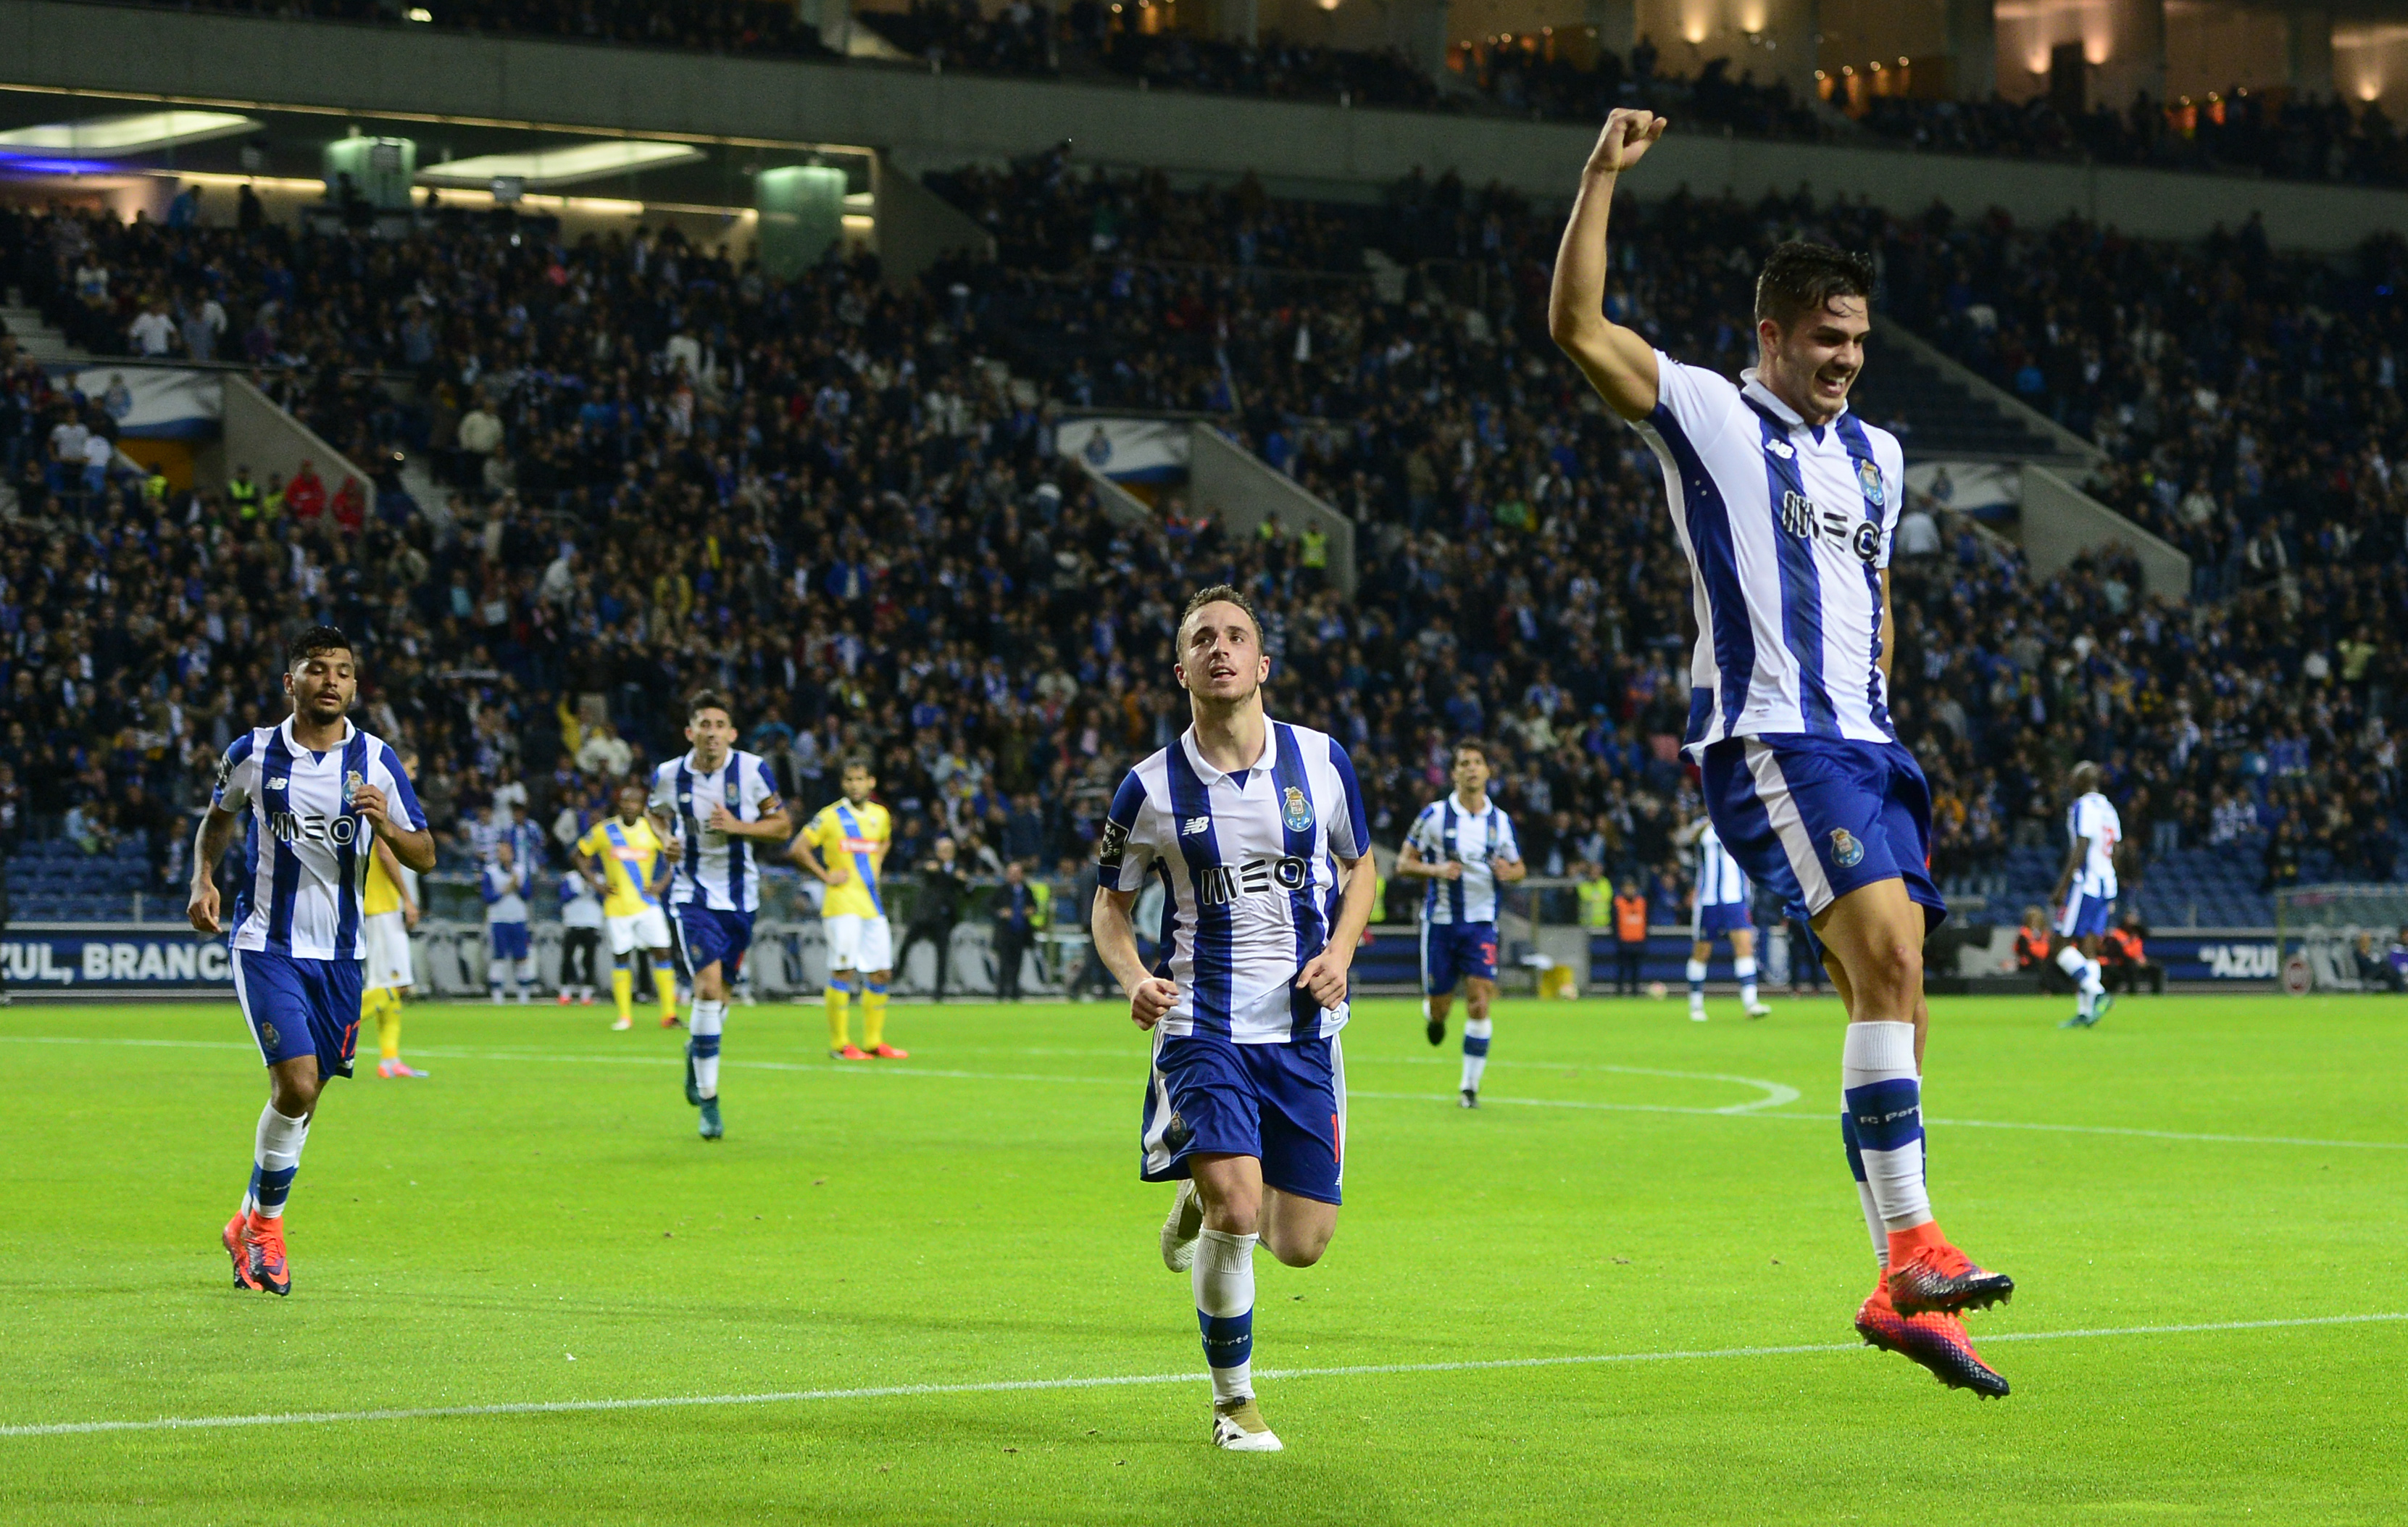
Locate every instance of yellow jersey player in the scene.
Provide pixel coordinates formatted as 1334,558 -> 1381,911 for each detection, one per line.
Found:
362,752 -> 425,1078
578,781 -> 679,1032
790,758 -> 908,1060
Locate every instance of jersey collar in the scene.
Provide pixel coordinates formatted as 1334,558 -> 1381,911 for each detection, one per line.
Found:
1739,370 -> 1848,433
279,715 -> 356,757
1179,721 -> 1278,787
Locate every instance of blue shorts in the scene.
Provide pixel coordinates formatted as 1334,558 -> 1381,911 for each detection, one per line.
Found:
2057,889 -> 2113,939
676,905 -> 754,975
490,922 -> 530,960
1420,921 -> 1498,996
233,949 -> 364,1081
1701,735 -> 1946,931
1141,1033 -> 1346,1205
1693,900 -> 1753,939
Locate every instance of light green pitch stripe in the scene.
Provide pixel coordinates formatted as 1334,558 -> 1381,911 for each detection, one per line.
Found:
3,1314 -> 2401,1440
0,1036 -> 2403,1148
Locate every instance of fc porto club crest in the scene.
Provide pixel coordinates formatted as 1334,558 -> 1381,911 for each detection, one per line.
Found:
1830,828 -> 1865,870
1857,457 -> 1886,507
1281,786 -> 1315,834
343,769 -> 365,806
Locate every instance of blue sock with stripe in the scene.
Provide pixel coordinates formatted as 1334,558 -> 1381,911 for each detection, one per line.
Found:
1194,1227 -> 1257,1403
1842,1021 -> 1929,1231
248,1104 -> 309,1220
1460,1018 -> 1491,1093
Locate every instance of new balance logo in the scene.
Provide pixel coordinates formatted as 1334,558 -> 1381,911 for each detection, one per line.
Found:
265,778 -> 288,791
1182,817 -> 1212,836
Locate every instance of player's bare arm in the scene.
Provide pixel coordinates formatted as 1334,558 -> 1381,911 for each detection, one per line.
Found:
1395,841 -> 1461,881
1092,884 -> 1176,1029
788,828 -> 849,886
373,836 -> 422,928
1878,568 -> 1896,683
186,804 -> 242,933
1491,853 -> 1528,885
1295,853 -> 1378,1010
352,781 -> 436,873
1547,109 -> 1667,423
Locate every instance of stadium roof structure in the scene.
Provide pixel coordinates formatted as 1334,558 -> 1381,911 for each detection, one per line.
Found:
414,141 -> 704,192
0,109 -> 260,158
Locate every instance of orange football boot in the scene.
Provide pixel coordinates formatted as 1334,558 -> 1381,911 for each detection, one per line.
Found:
223,1213 -> 261,1291
1886,1222 -> 2015,1315
1855,1276 -> 2009,1397
241,1213 -> 291,1297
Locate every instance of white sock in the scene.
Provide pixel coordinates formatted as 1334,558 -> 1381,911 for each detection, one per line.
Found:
691,999 -> 725,1098
1841,1021 -> 1930,1231
2080,960 -> 2105,1007
1193,1227 -> 1257,1404
2056,942 -> 2093,1015
490,957 -> 506,1004
1461,1017 -> 1491,1092
517,958 -> 537,1003
1735,956 -> 1759,1007
1856,1178 -> 1888,1270
249,1103 -> 309,1220
1686,957 -> 1707,1015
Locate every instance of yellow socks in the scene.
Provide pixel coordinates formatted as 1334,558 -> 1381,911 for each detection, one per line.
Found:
370,987 -> 401,1062
862,984 -> 888,1051
612,966 -> 635,1024
826,983 -> 853,1050
657,969 -> 680,1025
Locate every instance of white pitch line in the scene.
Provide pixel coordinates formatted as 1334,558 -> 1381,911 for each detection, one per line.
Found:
5,1312 -> 2399,1441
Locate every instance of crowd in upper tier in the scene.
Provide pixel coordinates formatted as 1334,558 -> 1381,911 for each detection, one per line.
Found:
1,154 -> 2401,931
52,0 -> 2408,190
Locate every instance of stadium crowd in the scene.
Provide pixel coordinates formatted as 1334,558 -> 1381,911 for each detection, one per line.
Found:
53,0 -> 2408,190
2,157 -> 2403,933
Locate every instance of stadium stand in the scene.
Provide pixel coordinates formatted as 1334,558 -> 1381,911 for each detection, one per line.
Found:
36,0 -> 2408,190
3,153 -> 2401,931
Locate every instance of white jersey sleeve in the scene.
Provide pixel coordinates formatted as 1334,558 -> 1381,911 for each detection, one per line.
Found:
1323,739 -> 1370,861
1404,802 -> 1441,859
213,733 -> 260,816
367,741 -> 425,833
1651,352 -> 1747,452
1098,770 -> 1162,894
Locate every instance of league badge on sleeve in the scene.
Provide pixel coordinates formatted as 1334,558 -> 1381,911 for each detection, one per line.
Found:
1282,786 -> 1315,834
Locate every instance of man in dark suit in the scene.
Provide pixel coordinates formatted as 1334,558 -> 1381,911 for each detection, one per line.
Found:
896,836 -> 967,1000
991,859 -> 1037,1003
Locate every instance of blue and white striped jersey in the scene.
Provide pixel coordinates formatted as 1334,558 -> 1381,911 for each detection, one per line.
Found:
480,860 -> 530,925
1099,720 -> 1370,1044
2067,792 -> 2122,900
1633,356 -> 1907,759
649,749 -> 783,912
213,717 -> 424,961
1692,819 -> 1750,907
1404,796 -> 1520,925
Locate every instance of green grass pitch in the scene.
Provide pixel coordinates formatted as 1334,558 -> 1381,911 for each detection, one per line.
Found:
2,990 -> 2403,1523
